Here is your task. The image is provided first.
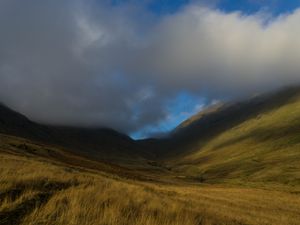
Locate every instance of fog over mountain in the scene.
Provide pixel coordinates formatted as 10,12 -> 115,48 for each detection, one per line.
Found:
1,0 -> 300,134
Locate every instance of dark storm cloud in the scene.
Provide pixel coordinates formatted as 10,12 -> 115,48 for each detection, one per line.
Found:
0,0 -> 300,133
0,0 -> 161,132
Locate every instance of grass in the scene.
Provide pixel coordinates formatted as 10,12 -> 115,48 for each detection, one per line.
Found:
168,92 -> 300,186
2,88 -> 300,224
2,136 -> 300,225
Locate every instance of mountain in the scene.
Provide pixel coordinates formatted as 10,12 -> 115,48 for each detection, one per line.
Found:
0,103 -> 151,165
2,87 -> 300,225
0,103 -> 49,139
157,86 -> 300,185
1,86 -> 300,182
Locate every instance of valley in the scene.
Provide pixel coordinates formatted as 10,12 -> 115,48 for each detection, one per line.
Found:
1,87 -> 300,225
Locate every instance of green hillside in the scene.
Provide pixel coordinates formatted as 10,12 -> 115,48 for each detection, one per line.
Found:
165,87 -> 300,186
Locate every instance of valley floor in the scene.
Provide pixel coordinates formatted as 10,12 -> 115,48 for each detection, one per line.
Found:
1,135 -> 300,225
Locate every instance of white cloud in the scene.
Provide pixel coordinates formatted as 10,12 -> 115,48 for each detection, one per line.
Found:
144,6 -> 300,96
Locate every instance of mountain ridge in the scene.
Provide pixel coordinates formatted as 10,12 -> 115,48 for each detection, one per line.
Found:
0,103 -> 152,164
139,86 -> 300,159
160,86 -> 300,185
1,85 -> 300,169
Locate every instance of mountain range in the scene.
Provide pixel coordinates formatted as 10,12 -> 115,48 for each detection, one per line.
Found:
1,86 -> 300,225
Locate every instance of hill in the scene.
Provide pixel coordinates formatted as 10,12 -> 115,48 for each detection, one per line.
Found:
2,86 -> 300,181
159,86 -> 300,186
3,134 -> 300,225
0,104 -> 151,165
2,86 -> 300,225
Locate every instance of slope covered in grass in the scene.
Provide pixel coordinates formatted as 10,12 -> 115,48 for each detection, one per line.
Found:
2,136 -> 300,225
2,87 -> 300,224
166,87 -> 300,186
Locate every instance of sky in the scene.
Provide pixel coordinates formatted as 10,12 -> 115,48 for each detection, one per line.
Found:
1,0 -> 300,139
148,0 -> 300,15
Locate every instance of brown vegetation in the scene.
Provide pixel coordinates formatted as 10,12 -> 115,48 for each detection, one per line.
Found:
1,139 -> 300,225
2,87 -> 300,225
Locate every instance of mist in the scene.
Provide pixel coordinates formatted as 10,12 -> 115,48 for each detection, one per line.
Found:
0,0 -> 300,134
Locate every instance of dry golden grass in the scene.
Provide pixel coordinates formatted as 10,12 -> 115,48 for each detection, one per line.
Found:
169,94 -> 300,186
2,89 -> 300,225
2,148 -> 300,225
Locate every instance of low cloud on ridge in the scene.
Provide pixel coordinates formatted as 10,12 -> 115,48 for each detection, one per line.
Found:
0,0 -> 300,134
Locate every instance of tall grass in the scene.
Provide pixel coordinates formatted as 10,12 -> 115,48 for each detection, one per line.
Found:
2,151 -> 300,225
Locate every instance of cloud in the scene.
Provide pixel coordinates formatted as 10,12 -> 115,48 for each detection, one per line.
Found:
144,6 -> 300,96
0,0 -> 300,134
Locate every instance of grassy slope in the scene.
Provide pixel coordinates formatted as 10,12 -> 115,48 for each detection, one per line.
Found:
2,87 -> 300,224
2,137 -> 300,225
0,104 -> 152,165
167,89 -> 300,186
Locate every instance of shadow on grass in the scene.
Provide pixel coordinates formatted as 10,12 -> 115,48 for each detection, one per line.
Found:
0,179 -> 79,225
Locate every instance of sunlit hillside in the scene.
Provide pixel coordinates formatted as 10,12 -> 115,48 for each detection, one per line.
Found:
2,133 -> 300,225
165,87 -> 300,186
2,87 -> 300,225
